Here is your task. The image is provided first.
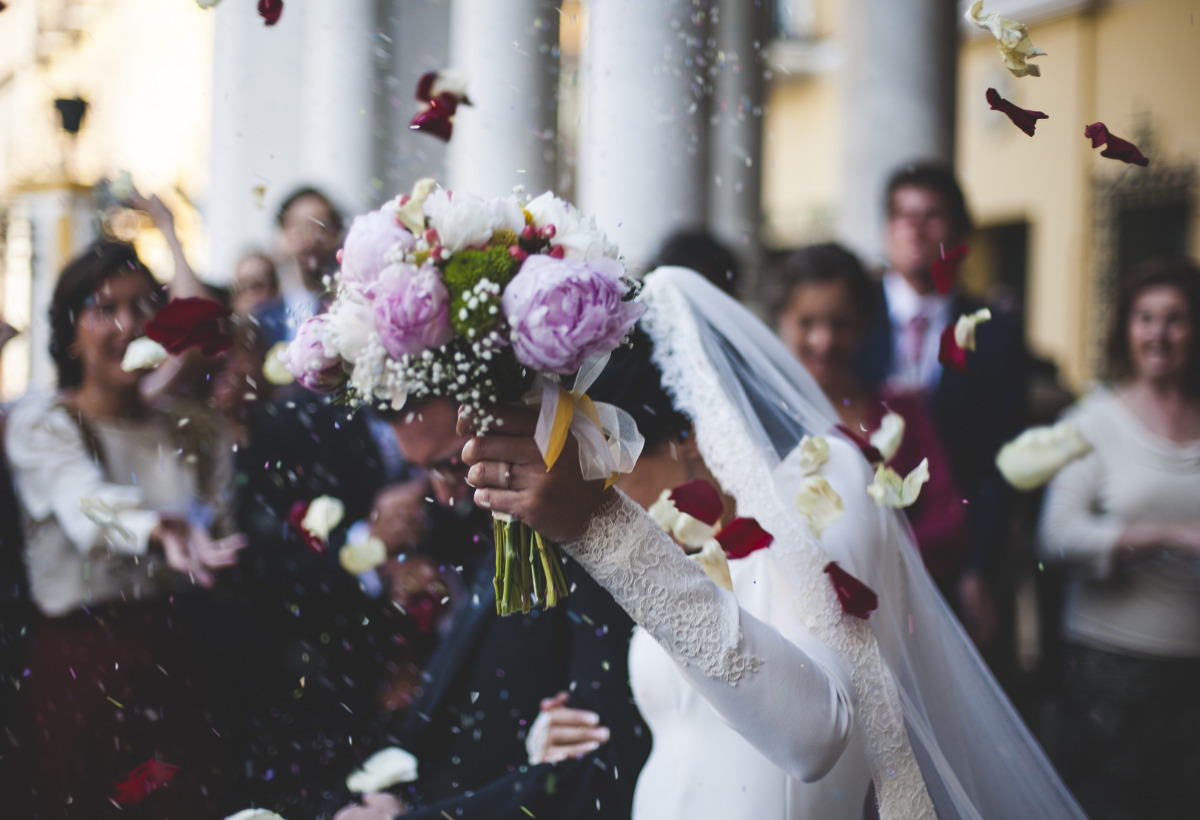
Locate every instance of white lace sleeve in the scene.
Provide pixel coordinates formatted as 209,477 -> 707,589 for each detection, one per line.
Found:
566,490 -> 855,783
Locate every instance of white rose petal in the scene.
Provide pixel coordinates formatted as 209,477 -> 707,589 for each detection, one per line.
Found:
340,536 -> 388,575
691,539 -> 734,591
672,513 -> 719,549
867,458 -> 930,509
424,189 -> 498,254
795,476 -> 845,538
647,490 -> 680,531
225,810 -> 287,820
870,412 -> 906,464
120,337 -> 168,372
966,0 -> 1047,77
262,342 -> 295,386
302,496 -> 345,540
430,69 -> 470,99
953,308 -> 992,352
996,421 -> 1092,490
326,294 -> 376,362
346,746 -> 419,794
796,435 -> 830,475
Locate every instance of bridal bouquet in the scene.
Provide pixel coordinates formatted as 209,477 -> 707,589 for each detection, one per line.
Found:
286,179 -> 644,615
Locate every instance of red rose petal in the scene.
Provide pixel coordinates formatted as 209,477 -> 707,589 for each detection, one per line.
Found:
143,297 -> 232,357
410,104 -> 455,142
257,0 -> 283,26
824,562 -> 878,620
287,500 -> 326,554
834,424 -> 884,466
985,88 -> 1048,137
415,72 -> 438,103
113,760 -> 180,805
668,479 -> 724,525
929,243 -> 968,295
1084,122 -> 1149,167
716,517 -> 773,559
937,321 -> 968,372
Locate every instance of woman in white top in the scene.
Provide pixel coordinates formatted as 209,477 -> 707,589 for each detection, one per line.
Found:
6,240 -> 243,818
1039,258 -> 1200,820
464,267 -> 1085,819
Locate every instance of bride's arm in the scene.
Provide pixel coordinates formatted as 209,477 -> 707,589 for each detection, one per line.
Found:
567,489 -> 854,782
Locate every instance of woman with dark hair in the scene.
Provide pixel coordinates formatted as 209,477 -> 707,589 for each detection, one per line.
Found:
1038,258 -> 1200,819
5,240 -> 244,817
764,243 -> 968,583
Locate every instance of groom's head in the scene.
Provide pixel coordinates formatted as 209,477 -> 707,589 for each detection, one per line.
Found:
387,398 -> 472,511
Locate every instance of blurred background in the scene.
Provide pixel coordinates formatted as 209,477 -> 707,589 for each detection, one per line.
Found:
0,0 -> 1196,404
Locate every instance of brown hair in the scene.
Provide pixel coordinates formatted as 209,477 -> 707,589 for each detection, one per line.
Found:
761,242 -> 877,326
1105,257 -> 1200,393
49,240 -> 161,389
884,162 -> 972,240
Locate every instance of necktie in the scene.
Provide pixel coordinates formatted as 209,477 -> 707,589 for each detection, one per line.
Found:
902,314 -> 929,384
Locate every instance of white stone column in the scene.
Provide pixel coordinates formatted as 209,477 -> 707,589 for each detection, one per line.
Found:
837,0 -> 958,259
708,0 -> 768,290
578,0 -> 710,271
445,0 -> 560,199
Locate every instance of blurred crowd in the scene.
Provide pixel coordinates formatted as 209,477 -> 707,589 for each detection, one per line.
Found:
0,164 -> 1197,820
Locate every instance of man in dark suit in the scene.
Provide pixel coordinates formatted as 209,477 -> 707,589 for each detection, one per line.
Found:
332,398 -> 649,819
856,163 -> 1027,652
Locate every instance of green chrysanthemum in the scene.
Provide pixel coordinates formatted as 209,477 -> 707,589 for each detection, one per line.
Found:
442,247 -> 522,338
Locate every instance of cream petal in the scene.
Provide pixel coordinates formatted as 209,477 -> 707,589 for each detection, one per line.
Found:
966,1 -> 1047,77
120,337 -> 168,372
953,308 -> 992,351
339,536 -> 387,575
346,746 -> 420,793
672,513 -> 720,549
302,496 -> 345,540
870,413 -> 906,464
996,421 -> 1092,490
867,459 -> 930,508
796,435 -> 831,475
262,342 -> 295,386
691,539 -> 734,592
795,476 -> 845,538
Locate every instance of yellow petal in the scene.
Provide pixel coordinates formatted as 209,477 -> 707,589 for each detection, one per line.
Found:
867,458 -> 930,508
796,435 -> 830,475
869,412 -> 906,463
339,536 -> 387,575
996,421 -> 1092,490
953,308 -> 992,352
691,540 -> 734,592
795,476 -> 845,538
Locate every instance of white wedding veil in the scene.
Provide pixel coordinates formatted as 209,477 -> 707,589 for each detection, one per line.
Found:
637,267 -> 1085,820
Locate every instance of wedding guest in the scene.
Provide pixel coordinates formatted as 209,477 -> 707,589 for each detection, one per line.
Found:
332,398 -> 650,820
765,242 -> 969,583
231,250 -> 282,318
5,240 -> 245,817
855,162 -> 1027,648
1038,258 -> 1200,820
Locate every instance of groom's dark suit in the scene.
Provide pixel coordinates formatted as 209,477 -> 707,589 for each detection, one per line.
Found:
376,540 -> 651,820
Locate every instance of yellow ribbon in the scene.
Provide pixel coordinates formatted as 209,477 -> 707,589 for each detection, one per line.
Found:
543,385 -> 618,487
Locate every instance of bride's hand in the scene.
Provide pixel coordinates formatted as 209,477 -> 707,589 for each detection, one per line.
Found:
527,691 -> 611,764
459,405 -> 615,543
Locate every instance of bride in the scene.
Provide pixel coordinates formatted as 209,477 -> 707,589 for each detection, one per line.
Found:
463,267 -> 1085,819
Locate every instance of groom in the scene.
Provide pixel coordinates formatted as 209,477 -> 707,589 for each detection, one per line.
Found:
343,398 -> 650,819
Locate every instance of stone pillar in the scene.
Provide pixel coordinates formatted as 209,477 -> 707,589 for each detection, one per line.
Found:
708,0 -> 768,292
578,0 -> 710,271
837,0 -> 958,259
445,0 -> 559,198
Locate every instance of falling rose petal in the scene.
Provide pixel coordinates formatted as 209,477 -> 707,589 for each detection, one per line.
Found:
302,495 -> 345,540
824,562 -> 878,620
930,243 -> 969,295
113,760 -> 181,805
397,177 -> 437,235
691,540 -> 734,591
143,297 -> 232,356
954,308 -> 992,351
869,411 -> 906,464
938,322 -> 968,372
411,70 -> 471,142
340,536 -> 388,575
287,500 -> 326,554
257,0 -> 283,26
834,424 -> 884,466
346,746 -> 419,793
795,476 -> 845,538
715,517 -> 774,559
796,435 -> 830,475
867,458 -> 930,509
120,337 -> 168,372
966,1 -> 1047,77
1084,122 -> 1150,167
226,809 -> 289,820
996,420 -> 1093,490
985,88 -> 1048,137
668,479 -> 725,525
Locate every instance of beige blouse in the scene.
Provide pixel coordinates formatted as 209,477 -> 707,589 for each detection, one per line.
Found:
1038,388 -> 1200,658
6,392 -> 231,617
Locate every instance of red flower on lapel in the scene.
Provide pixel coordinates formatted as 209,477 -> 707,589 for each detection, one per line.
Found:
824,562 -> 878,620
258,0 -> 283,26
288,500 -> 327,554
715,517 -> 774,559
930,243 -> 969,295
1084,122 -> 1149,167
113,760 -> 180,805
143,297 -> 232,356
937,321 -> 969,372
986,88 -> 1048,137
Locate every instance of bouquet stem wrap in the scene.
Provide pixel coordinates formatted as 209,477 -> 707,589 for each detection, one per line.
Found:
493,356 -> 644,615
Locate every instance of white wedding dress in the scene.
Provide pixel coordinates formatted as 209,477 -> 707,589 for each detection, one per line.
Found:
562,268 -> 1087,820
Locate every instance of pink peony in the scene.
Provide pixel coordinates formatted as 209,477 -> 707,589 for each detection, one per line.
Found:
286,315 -> 347,393
341,208 -> 415,296
501,255 -> 642,374
373,263 -> 454,359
